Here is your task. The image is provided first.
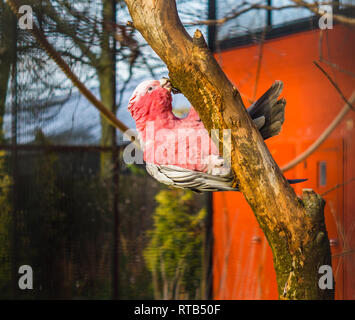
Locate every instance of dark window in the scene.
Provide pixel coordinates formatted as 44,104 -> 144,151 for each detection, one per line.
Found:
318,161 -> 327,187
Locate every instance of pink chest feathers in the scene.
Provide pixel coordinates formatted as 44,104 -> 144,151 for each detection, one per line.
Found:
140,120 -> 219,172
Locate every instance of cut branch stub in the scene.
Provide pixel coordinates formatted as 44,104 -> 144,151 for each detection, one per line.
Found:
193,29 -> 209,48
276,189 -> 334,300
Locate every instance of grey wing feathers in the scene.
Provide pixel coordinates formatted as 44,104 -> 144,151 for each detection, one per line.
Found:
146,163 -> 237,193
146,164 -> 307,192
253,116 -> 266,130
248,81 -> 286,140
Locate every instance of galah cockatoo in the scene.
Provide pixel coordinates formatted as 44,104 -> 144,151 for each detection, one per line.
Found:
128,78 -> 305,192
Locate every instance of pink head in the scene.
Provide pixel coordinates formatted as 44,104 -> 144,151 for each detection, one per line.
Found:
128,79 -> 173,130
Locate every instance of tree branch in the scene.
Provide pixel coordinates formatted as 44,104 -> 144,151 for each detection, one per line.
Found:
185,1 -> 355,27
314,61 -> 355,112
291,0 -> 355,27
6,0 -> 137,146
281,90 -> 355,172
41,0 -> 99,66
124,0 -> 334,299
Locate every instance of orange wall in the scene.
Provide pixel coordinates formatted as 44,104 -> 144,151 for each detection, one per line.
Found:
213,25 -> 355,299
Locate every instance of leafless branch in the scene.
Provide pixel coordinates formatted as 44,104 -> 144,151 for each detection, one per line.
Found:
314,61 -> 355,112
321,177 -> 355,197
282,90 -> 355,172
291,0 -> 355,26
185,1 -> 354,27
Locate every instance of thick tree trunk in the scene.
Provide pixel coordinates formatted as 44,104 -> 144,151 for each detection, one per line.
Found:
0,3 -> 16,143
98,66 -> 115,178
98,0 -> 117,178
124,0 -> 334,299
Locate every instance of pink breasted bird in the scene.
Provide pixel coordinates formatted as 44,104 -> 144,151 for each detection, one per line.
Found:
128,78 -> 306,192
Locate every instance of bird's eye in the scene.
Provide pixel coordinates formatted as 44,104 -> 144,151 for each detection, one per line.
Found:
148,86 -> 153,92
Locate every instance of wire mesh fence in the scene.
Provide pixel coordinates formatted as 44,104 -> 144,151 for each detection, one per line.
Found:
0,142 -> 167,299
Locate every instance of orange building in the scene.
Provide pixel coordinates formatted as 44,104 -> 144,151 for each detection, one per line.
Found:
211,17 -> 355,299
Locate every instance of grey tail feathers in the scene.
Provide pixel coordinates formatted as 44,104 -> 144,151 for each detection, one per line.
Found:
248,81 -> 286,140
287,179 -> 308,184
212,178 -> 307,192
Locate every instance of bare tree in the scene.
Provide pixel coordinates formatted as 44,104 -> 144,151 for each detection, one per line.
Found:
3,0 -> 161,175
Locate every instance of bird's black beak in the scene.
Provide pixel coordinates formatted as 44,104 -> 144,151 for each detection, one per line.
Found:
160,77 -> 181,94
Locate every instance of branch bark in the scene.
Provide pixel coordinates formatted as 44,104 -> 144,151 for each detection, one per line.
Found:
124,0 -> 334,299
